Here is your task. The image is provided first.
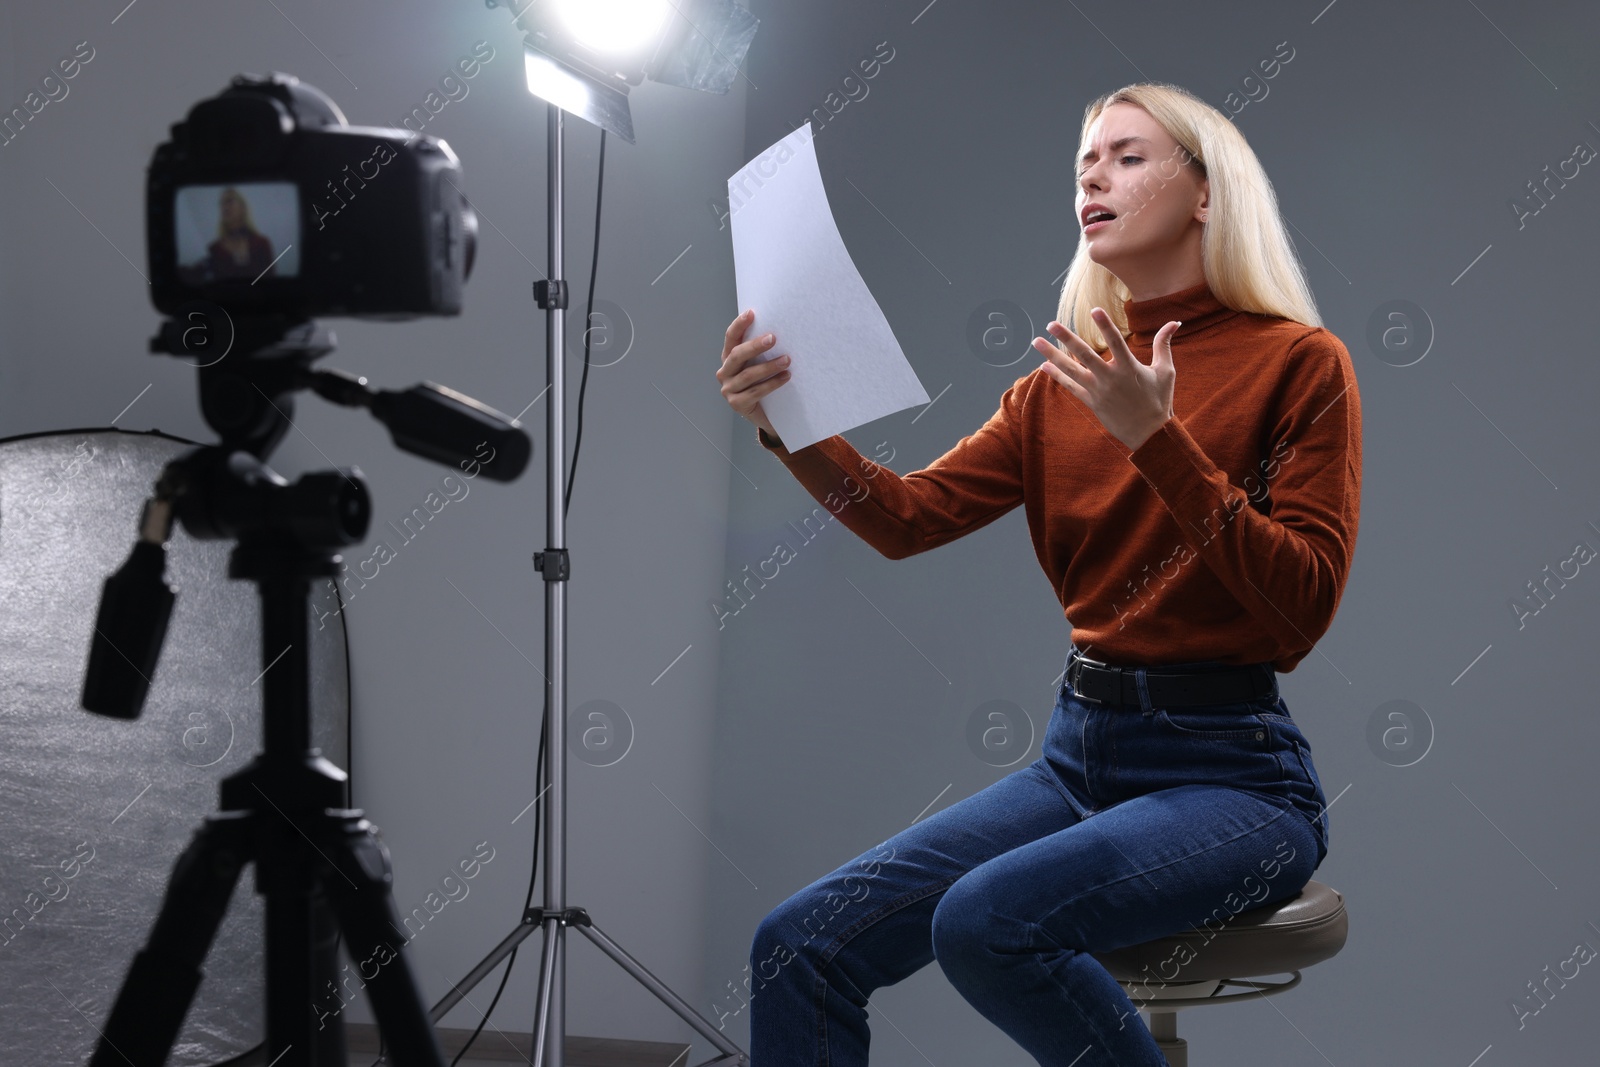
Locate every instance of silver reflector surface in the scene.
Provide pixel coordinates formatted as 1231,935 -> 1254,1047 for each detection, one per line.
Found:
0,428 -> 351,1065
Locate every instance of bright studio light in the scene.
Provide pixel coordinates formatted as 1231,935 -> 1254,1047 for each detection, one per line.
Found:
551,0 -> 673,57
520,0 -> 758,142
525,49 -> 600,117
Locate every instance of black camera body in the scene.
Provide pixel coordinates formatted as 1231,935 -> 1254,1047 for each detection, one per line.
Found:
147,72 -> 475,321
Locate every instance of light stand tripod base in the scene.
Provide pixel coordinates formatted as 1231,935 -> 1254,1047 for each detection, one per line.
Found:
430,908 -> 748,1067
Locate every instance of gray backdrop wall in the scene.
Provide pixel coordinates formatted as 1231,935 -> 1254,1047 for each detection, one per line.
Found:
3,0 -> 1599,1064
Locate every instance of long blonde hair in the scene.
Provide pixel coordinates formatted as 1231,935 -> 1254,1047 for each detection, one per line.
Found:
1057,81 -> 1321,352
215,186 -> 261,241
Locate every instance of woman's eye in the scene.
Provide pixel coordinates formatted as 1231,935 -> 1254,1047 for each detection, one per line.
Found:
1076,155 -> 1143,178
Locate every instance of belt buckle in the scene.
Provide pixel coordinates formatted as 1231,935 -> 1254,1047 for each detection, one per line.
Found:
1071,653 -> 1112,704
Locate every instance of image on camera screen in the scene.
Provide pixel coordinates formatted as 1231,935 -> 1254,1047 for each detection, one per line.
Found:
174,182 -> 300,285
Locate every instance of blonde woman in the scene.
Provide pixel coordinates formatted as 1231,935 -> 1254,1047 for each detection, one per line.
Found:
717,81 -> 1358,1065
206,186 -> 276,280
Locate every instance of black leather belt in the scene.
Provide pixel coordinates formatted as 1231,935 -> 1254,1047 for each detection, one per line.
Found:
1066,651 -> 1277,707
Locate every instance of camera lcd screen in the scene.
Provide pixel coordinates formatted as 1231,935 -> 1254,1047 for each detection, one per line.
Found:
174,182 -> 300,284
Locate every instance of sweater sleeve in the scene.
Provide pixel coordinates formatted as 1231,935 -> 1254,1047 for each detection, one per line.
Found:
1126,330 -> 1362,651
755,372 -> 1032,560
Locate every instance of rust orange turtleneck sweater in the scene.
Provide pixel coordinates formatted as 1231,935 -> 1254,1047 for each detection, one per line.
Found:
755,279 -> 1362,673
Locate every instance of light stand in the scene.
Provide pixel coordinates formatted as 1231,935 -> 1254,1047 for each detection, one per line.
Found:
431,4 -> 759,1064
428,99 -> 745,1067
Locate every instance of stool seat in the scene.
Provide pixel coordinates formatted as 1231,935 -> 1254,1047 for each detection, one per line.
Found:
1092,880 -> 1347,984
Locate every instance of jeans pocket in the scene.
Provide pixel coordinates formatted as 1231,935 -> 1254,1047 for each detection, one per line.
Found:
1262,715 -> 1330,861
1153,706 -> 1267,741
1290,736 -> 1329,821
1263,716 -> 1321,781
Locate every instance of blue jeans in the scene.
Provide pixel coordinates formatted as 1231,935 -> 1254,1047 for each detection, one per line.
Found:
747,644 -> 1331,1066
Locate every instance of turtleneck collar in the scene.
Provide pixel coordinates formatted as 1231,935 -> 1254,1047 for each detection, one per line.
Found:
1120,278 -> 1236,347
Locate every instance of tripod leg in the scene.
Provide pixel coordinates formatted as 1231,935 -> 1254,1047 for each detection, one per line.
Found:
257,805 -> 350,1067
529,917 -> 562,1067
319,813 -> 447,1067
574,921 -> 748,1064
263,885 -> 351,1065
311,887 -> 349,1065
90,812 -> 252,1067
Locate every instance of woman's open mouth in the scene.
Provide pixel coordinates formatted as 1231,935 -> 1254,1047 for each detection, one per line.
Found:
1083,208 -> 1118,233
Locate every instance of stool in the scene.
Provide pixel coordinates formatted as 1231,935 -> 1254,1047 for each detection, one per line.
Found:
1089,880 -> 1347,1067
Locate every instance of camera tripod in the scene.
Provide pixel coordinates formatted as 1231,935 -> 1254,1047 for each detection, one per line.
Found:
81,316 -> 529,1066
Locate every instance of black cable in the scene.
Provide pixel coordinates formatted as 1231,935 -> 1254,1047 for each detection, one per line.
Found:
444,714 -> 546,1064
565,126 -> 605,514
430,612 -> 549,1067
341,571 -> 354,811
447,948 -> 517,1067
439,122 -> 605,1067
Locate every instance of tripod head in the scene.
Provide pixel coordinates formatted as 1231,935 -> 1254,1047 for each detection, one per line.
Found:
81,315 -> 532,720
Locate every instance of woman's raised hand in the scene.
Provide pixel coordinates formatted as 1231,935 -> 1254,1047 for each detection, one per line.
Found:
717,308 -> 790,442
